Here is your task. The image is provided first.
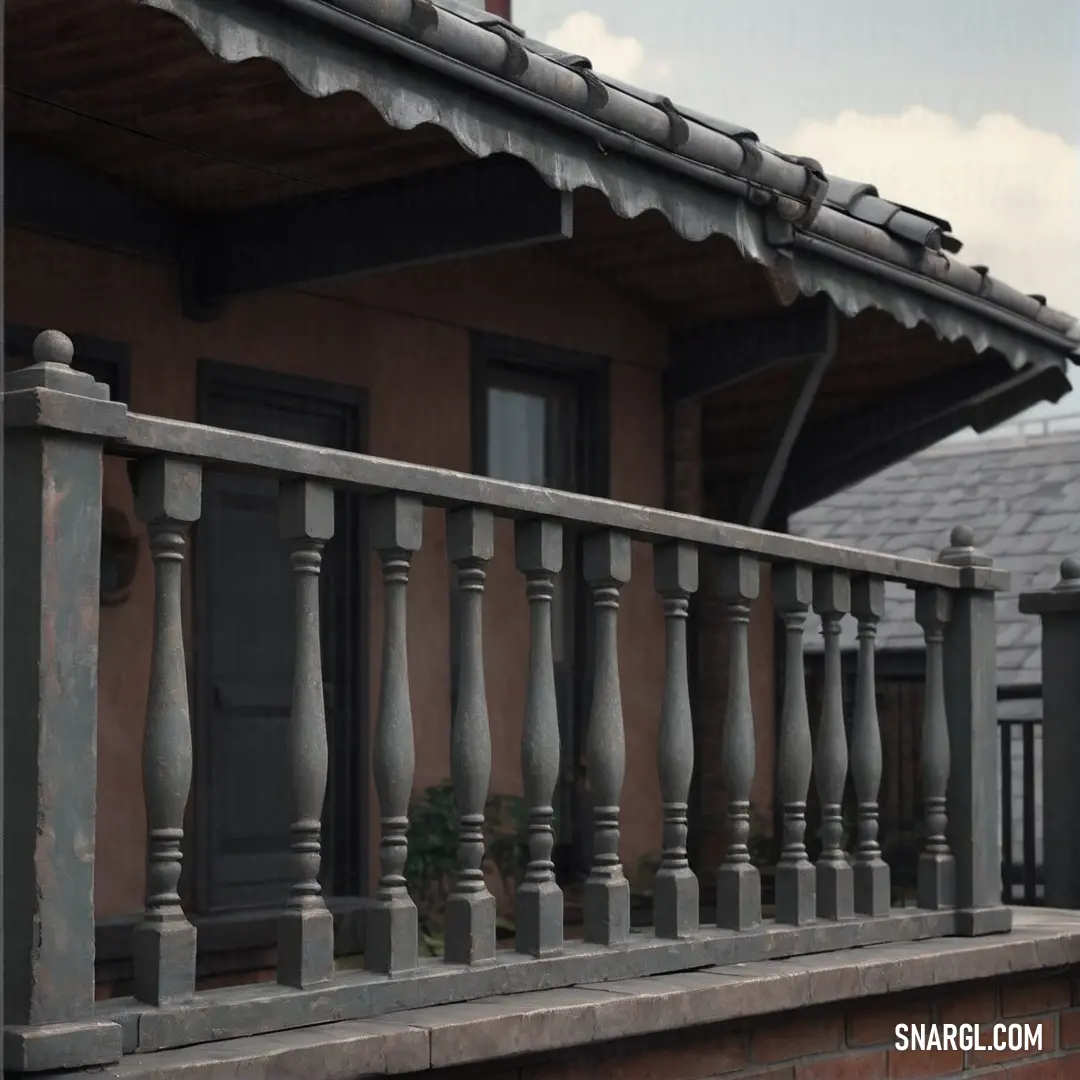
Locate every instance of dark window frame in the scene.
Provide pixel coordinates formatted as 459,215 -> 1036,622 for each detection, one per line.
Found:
468,332 -> 610,876
470,333 -> 610,498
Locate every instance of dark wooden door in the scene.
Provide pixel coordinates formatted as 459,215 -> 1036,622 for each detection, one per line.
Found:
195,364 -> 364,912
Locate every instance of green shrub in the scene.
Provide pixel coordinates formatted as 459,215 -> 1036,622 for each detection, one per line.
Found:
404,781 -> 531,955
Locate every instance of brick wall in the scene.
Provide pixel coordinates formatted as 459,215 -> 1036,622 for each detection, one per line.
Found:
423,967 -> 1080,1080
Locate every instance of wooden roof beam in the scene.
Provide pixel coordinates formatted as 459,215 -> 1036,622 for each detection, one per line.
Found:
180,155 -> 573,320
5,140 -> 573,322
736,305 -> 838,527
667,296 -> 834,403
778,361 -> 1071,514
5,140 -> 179,262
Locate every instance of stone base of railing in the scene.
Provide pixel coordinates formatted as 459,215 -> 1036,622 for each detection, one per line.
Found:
3,1020 -> 124,1074
44,909 -> 1080,1080
956,905 -> 1014,936
78,906 -> 1015,1061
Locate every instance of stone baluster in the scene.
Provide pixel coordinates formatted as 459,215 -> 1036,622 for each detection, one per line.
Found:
774,564 -> 816,925
514,519 -> 565,957
583,531 -> 633,946
365,494 -> 423,974
914,585 -> 956,910
277,480 -> 336,988
813,570 -> 853,920
653,541 -> 699,939
131,457 -> 202,1005
445,508 -> 497,965
716,554 -> 762,931
850,577 -> 891,916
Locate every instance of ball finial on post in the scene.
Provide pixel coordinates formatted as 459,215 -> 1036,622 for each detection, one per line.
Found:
1058,557 -> 1080,590
951,524 -> 974,549
939,524 -> 992,569
32,329 -> 75,367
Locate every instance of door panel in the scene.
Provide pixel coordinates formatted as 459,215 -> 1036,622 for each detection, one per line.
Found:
196,369 -> 362,912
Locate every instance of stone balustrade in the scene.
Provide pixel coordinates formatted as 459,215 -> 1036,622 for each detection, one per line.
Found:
2,331 -> 1013,1074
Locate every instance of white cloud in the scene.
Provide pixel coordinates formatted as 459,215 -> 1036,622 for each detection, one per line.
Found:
543,12 -> 648,82
785,107 -> 1080,320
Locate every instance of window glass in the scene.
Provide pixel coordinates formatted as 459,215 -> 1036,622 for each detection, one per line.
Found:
487,386 -> 547,485
484,375 -> 578,664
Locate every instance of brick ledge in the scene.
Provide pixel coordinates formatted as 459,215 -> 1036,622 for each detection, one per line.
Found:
41,908 -> 1080,1079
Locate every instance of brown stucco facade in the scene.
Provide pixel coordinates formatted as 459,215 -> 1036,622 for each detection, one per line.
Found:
6,224 -> 776,924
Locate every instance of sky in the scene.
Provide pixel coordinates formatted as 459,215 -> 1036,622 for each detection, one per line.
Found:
509,0 -> 1080,429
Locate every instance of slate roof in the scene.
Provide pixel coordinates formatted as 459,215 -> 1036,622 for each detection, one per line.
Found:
791,428 -> 1080,711
142,0 -> 1080,370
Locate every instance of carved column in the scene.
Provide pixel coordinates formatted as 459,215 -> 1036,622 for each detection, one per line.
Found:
583,531 -> 632,946
653,541 -> 699,939
942,526 -> 1012,934
514,520 -> 564,957
277,480 -> 335,988
914,585 -> 956,910
715,554 -> 761,931
773,564 -> 816,925
365,494 -> 423,974
850,576 -> 891,916
445,507 -> 497,965
813,569 -> 853,920
132,457 -> 202,1004
3,331 -> 125,1069
1020,558 -> 1080,913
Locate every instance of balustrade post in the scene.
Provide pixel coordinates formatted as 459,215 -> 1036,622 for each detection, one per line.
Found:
277,480 -> 336,988
583,531 -> 632,946
653,541 -> 699,939
715,554 -> 761,931
914,585 -> 955,911
939,526 -> 1011,934
3,331 -> 125,1070
131,457 -> 202,1005
773,564 -> 816,925
445,507 -> 497,965
850,576 -> 891,916
365,494 -> 423,974
515,519 -> 565,957
1020,558 -> 1080,912
813,570 -> 853,920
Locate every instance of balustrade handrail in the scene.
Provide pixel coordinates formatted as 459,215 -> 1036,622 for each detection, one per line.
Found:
89,410 -> 1007,591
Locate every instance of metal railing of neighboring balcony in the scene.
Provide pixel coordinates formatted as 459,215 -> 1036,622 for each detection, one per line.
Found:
998,690 -> 1043,907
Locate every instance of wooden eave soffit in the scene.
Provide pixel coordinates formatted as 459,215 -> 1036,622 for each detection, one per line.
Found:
5,141 -> 573,322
